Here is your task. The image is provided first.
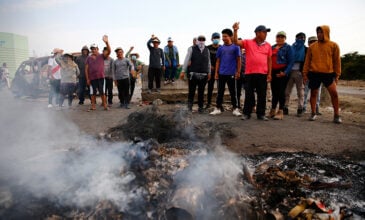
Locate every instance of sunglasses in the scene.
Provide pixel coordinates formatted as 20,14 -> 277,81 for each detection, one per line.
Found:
198,38 -> 206,41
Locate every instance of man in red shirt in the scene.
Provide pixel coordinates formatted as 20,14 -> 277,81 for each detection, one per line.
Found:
233,22 -> 272,120
85,35 -> 111,111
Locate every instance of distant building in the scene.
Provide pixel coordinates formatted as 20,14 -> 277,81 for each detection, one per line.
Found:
0,32 -> 29,78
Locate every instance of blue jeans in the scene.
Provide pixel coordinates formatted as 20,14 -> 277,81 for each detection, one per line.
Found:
164,66 -> 177,81
78,77 -> 88,103
303,81 -> 321,111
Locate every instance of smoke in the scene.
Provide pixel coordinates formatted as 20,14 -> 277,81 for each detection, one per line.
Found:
0,91 -> 143,211
170,134 -> 245,219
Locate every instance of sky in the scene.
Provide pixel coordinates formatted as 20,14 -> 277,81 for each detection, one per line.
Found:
0,0 -> 364,63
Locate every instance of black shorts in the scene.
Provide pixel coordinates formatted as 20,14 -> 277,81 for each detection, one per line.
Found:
308,72 -> 336,90
90,78 -> 105,95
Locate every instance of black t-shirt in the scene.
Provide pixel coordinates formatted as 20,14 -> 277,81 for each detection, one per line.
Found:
207,44 -> 221,68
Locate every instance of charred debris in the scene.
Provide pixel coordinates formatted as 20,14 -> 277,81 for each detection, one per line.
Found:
0,107 -> 364,220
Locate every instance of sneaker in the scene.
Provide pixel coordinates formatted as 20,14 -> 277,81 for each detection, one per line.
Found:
316,111 -> 322,116
233,108 -> 242,117
205,104 -> 211,109
283,107 -> 289,115
257,115 -> 269,121
297,108 -> 303,117
210,108 -> 222,115
333,115 -> 342,124
47,104 -> 53,108
164,80 -> 169,85
171,80 -> 175,84
241,115 -> 251,120
309,113 -> 317,121
147,89 -> 152,94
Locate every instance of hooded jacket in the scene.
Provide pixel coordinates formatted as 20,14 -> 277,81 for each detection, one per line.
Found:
303,25 -> 341,79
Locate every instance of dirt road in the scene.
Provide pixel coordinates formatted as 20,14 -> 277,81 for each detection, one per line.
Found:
7,80 -> 365,162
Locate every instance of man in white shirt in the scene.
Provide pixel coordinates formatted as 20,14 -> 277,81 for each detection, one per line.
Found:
47,48 -> 63,108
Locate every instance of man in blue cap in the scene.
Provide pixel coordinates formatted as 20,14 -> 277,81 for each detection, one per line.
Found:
233,23 -> 272,121
206,32 -> 221,109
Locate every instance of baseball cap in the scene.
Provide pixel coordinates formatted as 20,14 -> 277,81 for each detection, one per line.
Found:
63,53 -> 74,59
114,47 -> 123,52
167,37 -> 173,42
52,48 -> 61,54
254,25 -> 271,33
211,32 -> 220,39
276,31 -> 287,37
81,45 -> 89,51
308,36 -> 318,42
152,38 -> 161,43
90,43 -> 98,49
197,35 -> 206,41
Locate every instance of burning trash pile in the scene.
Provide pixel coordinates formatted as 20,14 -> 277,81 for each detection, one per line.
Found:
0,106 -> 364,219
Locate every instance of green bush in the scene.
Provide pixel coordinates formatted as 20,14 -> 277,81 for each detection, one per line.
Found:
341,52 -> 365,80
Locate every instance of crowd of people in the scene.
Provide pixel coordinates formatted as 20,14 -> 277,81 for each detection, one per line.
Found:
46,22 -> 342,124
47,35 -> 144,110
179,23 -> 342,124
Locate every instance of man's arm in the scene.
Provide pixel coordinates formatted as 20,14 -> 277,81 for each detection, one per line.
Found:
302,47 -> 312,84
126,46 -> 134,58
176,51 -> 180,67
180,47 -> 193,79
161,49 -> 165,70
284,46 -> 295,76
236,56 -> 242,80
267,56 -> 272,82
47,58 -> 53,79
147,36 -> 154,50
233,22 -> 243,47
333,43 -> 341,83
103,35 -> 111,57
75,65 -> 80,78
164,47 -> 171,66
215,58 -> 220,80
85,63 -> 90,85
54,53 -> 65,67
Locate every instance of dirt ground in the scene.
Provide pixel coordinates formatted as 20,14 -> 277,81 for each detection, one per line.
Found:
19,80 -> 365,161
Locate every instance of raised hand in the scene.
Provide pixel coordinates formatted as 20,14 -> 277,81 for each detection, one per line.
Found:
102,35 -> 109,43
232,22 -> 240,31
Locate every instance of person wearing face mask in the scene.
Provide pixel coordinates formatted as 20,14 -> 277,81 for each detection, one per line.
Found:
268,31 -> 294,120
205,32 -> 221,109
284,32 -> 307,117
55,51 -> 80,108
126,46 -> 144,102
180,35 -> 211,113
210,29 -> 242,117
